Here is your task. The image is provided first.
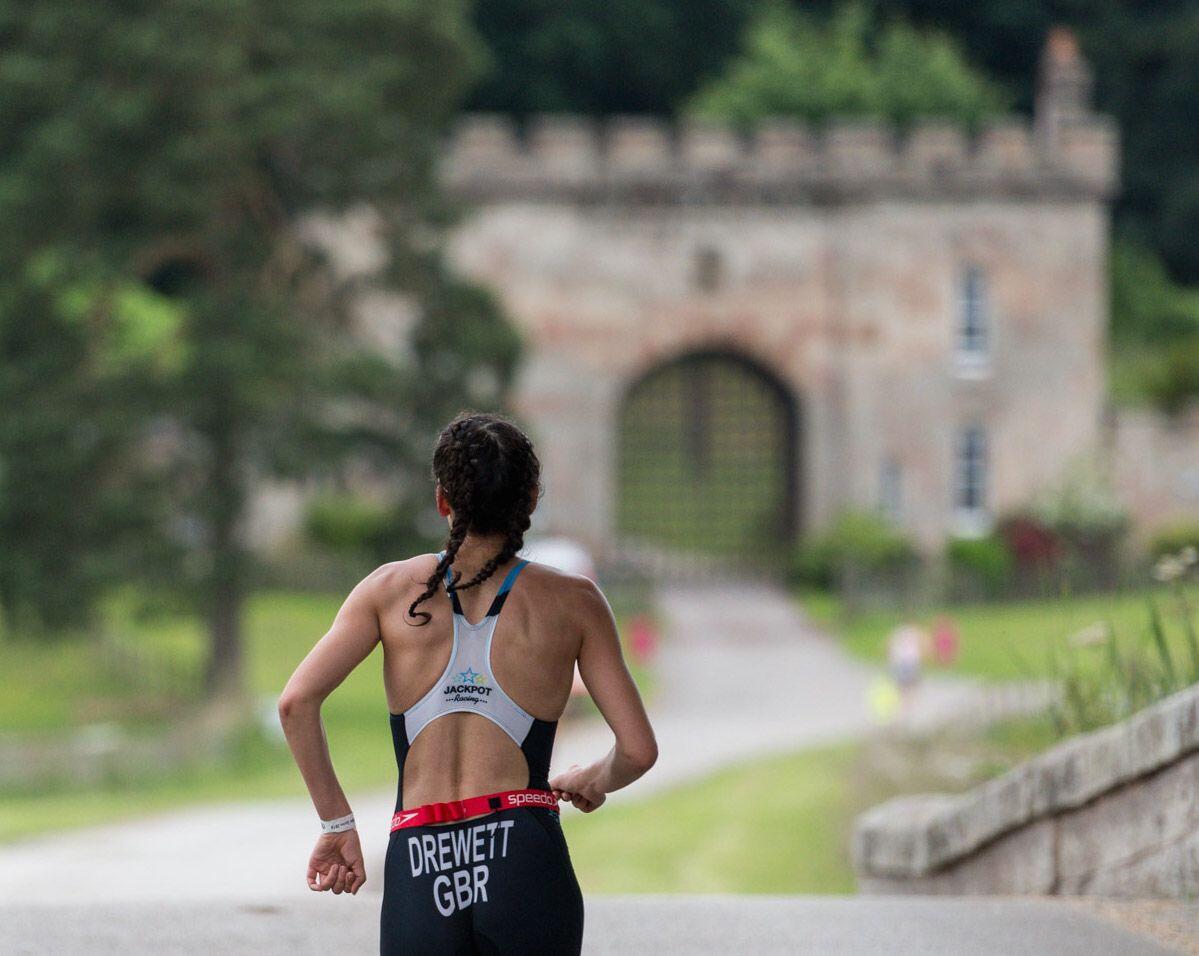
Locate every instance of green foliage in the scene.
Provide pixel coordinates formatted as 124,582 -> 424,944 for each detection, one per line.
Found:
0,2 -> 517,696
466,0 -> 755,116
686,2 -> 1004,128
1148,522 -> 1199,561
1028,459 -> 1129,542
302,490 -> 442,567
790,510 -> 917,589
304,494 -> 394,554
1034,582 -> 1199,739
946,534 -> 1012,599
1109,240 -> 1199,412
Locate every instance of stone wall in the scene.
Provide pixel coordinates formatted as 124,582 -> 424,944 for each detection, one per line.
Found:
852,683 -> 1199,898
1108,405 -> 1199,543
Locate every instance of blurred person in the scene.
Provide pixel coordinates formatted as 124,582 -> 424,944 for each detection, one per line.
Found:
278,411 -> 657,955
930,615 -> 960,666
886,623 -> 926,710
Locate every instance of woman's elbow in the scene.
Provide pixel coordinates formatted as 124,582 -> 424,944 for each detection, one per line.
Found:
627,736 -> 658,774
277,686 -> 320,723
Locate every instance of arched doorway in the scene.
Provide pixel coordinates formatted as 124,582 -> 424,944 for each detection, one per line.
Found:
616,350 -> 799,567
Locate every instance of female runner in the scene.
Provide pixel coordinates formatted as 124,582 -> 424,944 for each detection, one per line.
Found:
278,410 -> 658,954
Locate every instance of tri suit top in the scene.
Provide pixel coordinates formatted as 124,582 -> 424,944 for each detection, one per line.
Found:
380,552 -> 584,956
388,554 -> 557,799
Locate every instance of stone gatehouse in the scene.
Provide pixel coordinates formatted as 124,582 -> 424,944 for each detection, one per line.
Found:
438,32 -> 1116,558
254,32 -> 1199,561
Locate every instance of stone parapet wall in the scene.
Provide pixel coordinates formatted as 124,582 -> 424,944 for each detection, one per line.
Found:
442,114 -> 1118,203
852,683 -> 1199,898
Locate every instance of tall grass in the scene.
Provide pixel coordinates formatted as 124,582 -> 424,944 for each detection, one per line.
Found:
1027,548 -> 1199,737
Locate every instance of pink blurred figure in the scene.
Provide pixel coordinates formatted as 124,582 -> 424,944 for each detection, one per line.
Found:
627,614 -> 657,665
930,616 -> 960,666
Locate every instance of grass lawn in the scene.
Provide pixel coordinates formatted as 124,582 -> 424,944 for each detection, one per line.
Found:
561,704 -> 1060,896
563,743 -> 861,894
800,584 -> 1199,683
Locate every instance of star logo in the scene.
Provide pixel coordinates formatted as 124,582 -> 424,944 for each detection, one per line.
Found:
456,667 -> 485,686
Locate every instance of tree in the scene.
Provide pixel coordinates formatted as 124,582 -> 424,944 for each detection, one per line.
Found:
466,0 -> 757,116
686,2 -> 1004,127
0,257 -> 180,636
0,1 -> 515,700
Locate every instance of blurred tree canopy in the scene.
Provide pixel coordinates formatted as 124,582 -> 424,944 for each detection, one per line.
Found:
465,0 -> 756,116
685,3 -> 1004,127
0,2 -> 520,699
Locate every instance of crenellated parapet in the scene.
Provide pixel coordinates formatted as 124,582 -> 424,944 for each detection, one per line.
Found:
442,29 -> 1117,206
440,112 -> 1118,204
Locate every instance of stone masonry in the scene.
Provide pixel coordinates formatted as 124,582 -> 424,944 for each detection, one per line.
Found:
852,682 -> 1199,899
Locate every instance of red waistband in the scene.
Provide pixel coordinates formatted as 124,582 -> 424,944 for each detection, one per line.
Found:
390,788 -> 559,831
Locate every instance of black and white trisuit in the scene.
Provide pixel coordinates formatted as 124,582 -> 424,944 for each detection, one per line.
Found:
380,553 -> 584,955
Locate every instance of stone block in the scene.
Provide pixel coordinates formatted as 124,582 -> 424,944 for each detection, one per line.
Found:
976,122 -> 1036,175
858,820 -> 1057,896
678,121 -> 742,172
1057,751 -> 1199,889
527,115 -> 601,183
606,117 -> 673,173
904,124 -> 968,178
442,114 -> 524,183
752,121 -> 818,174
1052,118 -> 1119,193
824,122 -> 895,179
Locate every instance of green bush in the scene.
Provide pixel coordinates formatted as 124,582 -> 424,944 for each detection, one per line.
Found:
302,491 -> 440,566
789,510 -> 917,589
946,534 -> 1012,598
304,493 -> 393,553
1148,522 -> 1199,560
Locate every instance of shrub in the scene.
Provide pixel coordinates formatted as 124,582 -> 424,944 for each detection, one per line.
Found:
1015,459 -> 1131,591
996,515 -> 1062,573
302,491 -> 439,565
304,493 -> 393,553
789,510 -> 917,590
946,534 -> 1012,599
1148,521 -> 1199,561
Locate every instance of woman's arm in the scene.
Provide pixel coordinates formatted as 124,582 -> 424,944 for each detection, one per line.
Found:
277,569 -> 383,893
551,577 -> 658,812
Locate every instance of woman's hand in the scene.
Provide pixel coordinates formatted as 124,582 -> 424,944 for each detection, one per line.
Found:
306,830 -> 366,894
550,763 -> 607,813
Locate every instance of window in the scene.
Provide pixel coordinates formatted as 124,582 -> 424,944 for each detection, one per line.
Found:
954,264 -> 990,366
879,458 -> 902,522
954,425 -> 990,535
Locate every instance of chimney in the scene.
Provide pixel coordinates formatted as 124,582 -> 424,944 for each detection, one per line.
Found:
1035,27 -> 1093,147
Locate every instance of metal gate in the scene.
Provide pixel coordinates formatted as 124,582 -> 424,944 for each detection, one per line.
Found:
615,350 -> 798,573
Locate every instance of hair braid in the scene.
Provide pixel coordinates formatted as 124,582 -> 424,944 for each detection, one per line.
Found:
407,410 -> 542,625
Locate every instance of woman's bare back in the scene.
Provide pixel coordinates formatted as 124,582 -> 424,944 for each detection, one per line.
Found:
376,553 -> 585,808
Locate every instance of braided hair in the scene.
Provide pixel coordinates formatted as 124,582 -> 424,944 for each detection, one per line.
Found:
407,411 -> 543,625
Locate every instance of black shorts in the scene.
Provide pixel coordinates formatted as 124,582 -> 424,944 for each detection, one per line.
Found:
381,806 -> 584,955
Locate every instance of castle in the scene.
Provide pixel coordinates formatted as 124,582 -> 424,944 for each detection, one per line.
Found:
258,30 -> 1199,564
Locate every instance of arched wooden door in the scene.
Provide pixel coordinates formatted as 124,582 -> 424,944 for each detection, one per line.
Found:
616,350 -> 798,565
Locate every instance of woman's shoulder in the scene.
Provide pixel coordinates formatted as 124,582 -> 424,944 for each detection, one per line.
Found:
362,552 -> 443,604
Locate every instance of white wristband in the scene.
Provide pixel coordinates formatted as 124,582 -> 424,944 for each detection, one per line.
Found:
320,813 -> 356,834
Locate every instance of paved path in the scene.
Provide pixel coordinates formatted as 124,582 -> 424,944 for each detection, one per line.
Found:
2,896 -> 1185,955
0,583 -> 1049,906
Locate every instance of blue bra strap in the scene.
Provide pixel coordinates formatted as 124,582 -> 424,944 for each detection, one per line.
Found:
436,550 -> 463,615
486,559 -> 529,617
497,559 -> 529,595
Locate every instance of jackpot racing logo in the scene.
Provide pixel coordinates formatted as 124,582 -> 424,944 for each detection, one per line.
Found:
443,667 -> 493,704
